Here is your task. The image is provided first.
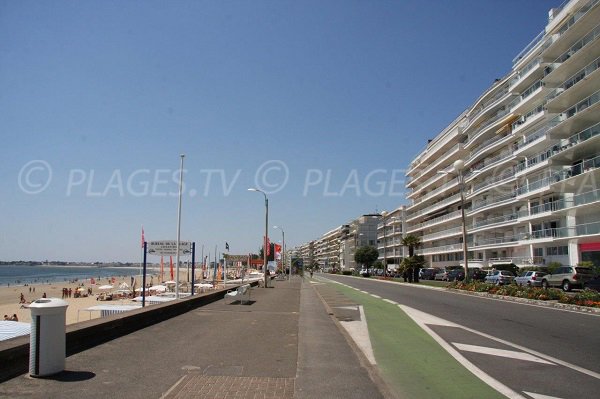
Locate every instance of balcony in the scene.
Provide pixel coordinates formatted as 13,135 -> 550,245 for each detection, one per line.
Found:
406,210 -> 462,233
542,2 -> 600,61
527,221 -> 600,241
547,56 -> 600,113
511,102 -> 547,135
466,86 -> 510,130
407,193 -> 461,222
408,177 -> 459,209
421,226 -> 462,242
511,58 -> 545,92
465,108 -> 515,150
407,143 -> 464,193
547,88 -> 600,138
471,211 -> 522,230
511,80 -> 546,114
470,192 -> 517,214
472,235 -> 521,249
469,170 -> 515,198
417,243 -> 463,256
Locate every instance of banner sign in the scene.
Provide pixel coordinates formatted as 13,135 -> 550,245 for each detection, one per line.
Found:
223,254 -> 249,262
147,241 -> 192,256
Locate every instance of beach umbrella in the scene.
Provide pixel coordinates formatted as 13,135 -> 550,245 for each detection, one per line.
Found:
118,282 -> 129,289
98,285 -> 113,290
164,280 -> 177,285
149,285 -> 167,292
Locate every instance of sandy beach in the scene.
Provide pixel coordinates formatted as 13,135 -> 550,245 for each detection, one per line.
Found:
0,274 -> 163,325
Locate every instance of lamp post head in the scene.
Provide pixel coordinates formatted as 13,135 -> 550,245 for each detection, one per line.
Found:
453,159 -> 465,173
381,211 -> 388,218
248,188 -> 258,192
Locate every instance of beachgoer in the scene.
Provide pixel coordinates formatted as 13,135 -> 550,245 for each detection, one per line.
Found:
3,315 -> 9,321
11,314 -> 18,322
42,292 -> 47,298
20,293 -> 26,303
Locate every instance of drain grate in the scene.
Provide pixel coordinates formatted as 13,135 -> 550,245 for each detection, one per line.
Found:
164,375 -> 295,398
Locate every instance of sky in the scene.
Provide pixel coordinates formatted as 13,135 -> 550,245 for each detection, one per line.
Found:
0,0 -> 555,262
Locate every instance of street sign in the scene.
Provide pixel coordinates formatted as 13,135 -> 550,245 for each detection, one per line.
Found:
147,241 -> 192,256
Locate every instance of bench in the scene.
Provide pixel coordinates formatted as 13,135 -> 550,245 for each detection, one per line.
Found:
224,284 -> 251,304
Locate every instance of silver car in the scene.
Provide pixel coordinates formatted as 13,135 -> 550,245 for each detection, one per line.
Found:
514,271 -> 547,287
541,267 -> 594,291
485,270 -> 515,285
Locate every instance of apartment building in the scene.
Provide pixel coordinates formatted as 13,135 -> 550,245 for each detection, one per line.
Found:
344,214 -> 382,270
377,206 -> 408,271
405,0 -> 600,270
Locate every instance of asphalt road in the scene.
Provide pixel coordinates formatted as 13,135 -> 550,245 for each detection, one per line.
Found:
320,274 -> 600,398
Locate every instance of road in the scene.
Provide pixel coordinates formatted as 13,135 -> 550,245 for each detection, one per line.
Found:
318,274 -> 600,399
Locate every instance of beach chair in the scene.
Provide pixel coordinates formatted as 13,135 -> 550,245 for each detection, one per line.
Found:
224,284 -> 251,304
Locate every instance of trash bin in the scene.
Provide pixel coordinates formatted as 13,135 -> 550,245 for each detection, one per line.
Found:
29,298 -> 68,377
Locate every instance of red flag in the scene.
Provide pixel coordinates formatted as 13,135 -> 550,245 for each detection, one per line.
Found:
170,256 -> 174,280
274,243 -> 282,259
141,227 -> 145,248
265,236 -> 271,256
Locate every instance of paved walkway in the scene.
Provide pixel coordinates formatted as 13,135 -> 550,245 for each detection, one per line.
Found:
0,277 -> 387,399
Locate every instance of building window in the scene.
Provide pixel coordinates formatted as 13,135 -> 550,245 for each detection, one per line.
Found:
533,248 -> 543,257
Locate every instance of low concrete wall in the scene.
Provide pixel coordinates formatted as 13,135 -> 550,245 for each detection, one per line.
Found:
0,283 -> 257,383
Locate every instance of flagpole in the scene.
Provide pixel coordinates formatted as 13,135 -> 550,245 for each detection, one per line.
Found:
201,245 -> 204,280
175,154 -> 185,299
140,225 -> 144,287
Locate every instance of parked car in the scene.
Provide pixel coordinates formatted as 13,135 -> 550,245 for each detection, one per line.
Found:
419,268 -> 440,280
469,268 -> 487,281
434,269 -> 449,281
485,270 -> 515,285
447,268 -> 465,282
541,266 -> 594,291
584,276 -> 600,292
514,271 -> 547,287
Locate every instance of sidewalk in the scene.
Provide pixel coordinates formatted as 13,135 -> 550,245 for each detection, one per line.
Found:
0,277 -> 386,398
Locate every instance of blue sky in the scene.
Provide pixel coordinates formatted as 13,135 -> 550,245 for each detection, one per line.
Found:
0,0 -> 554,262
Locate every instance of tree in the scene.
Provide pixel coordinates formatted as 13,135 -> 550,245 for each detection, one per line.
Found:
402,235 -> 423,283
355,246 -> 379,276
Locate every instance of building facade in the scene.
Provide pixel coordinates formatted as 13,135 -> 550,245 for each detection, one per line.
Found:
377,206 -> 408,271
405,0 -> 600,270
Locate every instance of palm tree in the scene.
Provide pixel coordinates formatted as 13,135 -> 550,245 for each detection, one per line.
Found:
402,235 -> 422,257
402,235 -> 423,282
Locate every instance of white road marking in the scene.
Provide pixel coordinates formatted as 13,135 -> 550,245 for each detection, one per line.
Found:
383,299 -> 398,305
370,294 -> 381,299
523,392 -> 566,399
401,305 -> 527,399
337,305 -> 377,365
360,290 -> 369,294
453,343 -> 555,365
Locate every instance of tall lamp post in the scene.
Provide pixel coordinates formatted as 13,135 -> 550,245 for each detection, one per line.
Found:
274,225 -> 288,280
175,154 -> 185,299
439,159 -> 469,282
248,188 -> 269,288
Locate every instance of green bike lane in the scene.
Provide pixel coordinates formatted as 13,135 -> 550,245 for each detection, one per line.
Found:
313,277 -> 505,399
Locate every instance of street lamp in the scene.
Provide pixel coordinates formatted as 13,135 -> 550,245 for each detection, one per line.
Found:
274,225 -> 288,280
438,159 -> 469,282
248,188 -> 269,288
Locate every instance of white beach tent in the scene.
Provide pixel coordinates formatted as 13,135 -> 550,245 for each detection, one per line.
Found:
0,321 -> 31,341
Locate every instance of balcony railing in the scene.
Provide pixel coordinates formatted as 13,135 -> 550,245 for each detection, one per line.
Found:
407,193 -> 461,221
520,79 -> 544,101
528,221 -> 600,240
407,210 -> 462,232
417,243 -> 463,256
422,226 -> 462,241
466,108 -> 510,146
468,86 -> 509,124
472,235 -> 520,248
472,170 -> 515,193
472,212 -> 522,229
410,177 -> 458,207
467,131 -> 510,163
552,23 -> 600,65
471,192 -> 516,212
511,102 -> 545,130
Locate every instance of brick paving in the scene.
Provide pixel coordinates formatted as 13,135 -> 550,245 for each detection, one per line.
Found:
166,375 -> 295,399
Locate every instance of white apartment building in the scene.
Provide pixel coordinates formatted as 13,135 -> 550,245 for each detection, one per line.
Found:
405,0 -> 600,270
377,206 -> 408,270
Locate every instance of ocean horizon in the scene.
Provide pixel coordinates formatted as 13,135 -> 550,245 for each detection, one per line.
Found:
0,264 -> 156,286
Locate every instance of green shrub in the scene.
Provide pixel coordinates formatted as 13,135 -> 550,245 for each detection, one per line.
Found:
547,261 -> 562,273
342,270 -> 353,275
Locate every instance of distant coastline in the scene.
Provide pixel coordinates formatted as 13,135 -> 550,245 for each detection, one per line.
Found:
0,261 -> 146,267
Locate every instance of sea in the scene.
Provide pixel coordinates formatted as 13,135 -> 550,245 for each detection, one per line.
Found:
0,264 -> 147,286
